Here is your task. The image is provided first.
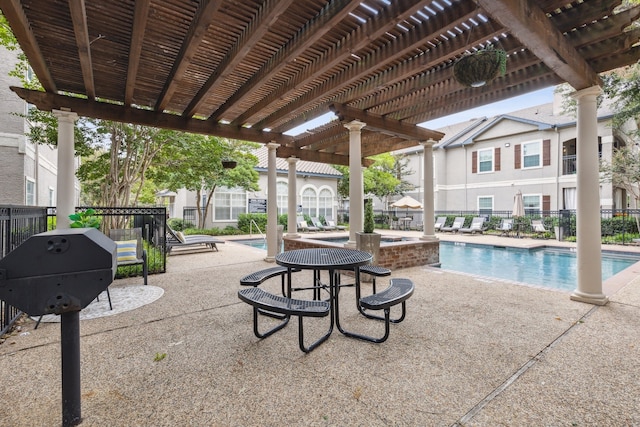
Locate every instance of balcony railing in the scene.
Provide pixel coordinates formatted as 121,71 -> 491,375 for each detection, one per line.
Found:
563,154 -> 576,175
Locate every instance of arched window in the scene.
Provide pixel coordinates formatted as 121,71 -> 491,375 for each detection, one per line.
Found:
318,188 -> 333,219
277,181 -> 288,215
301,187 -> 317,217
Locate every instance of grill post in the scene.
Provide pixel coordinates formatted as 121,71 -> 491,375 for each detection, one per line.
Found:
61,311 -> 82,427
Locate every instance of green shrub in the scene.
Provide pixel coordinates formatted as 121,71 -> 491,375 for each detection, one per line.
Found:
167,218 -> 194,231
237,213 -> 267,233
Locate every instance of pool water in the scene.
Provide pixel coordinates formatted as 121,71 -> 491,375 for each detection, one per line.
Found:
440,242 -> 639,291
234,239 -> 640,291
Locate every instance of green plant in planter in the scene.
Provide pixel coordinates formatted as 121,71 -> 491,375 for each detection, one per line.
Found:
363,199 -> 375,234
69,208 -> 101,229
453,44 -> 507,88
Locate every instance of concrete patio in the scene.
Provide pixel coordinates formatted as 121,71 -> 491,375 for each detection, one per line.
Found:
1,231 -> 639,426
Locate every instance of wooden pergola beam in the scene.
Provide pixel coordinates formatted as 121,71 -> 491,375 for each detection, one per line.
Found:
477,0 -> 602,90
68,0 -> 95,100
0,0 -> 57,92
11,87 -> 293,145
276,146 -> 374,167
329,103 -> 444,142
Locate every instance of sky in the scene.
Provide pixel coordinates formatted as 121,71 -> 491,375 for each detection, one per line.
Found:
419,86 -> 556,129
284,85 -> 557,136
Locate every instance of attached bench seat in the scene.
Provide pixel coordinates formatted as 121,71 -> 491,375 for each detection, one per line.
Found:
240,266 -> 300,295
359,265 -> 391,293
342,278 -> 414,344
238,287 -> 332,353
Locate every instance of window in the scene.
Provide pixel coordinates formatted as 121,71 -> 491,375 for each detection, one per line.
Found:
522,141 -> 541,169
277,181 -> 288,215
478,196 -> 493,216
318,188 -> 333,219
478,148 -> 494,173
214,187 -> 246,220
523,194 -> 541,215
301,187 -> 318,217
25,178 -> 35,205
48,187 -> 55,207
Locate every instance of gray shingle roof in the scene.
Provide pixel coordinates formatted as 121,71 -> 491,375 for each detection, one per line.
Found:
435,95 -> 616,149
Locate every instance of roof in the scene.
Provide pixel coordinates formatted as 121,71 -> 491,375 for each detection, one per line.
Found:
253,146 -> 342,177
1,0 -> 638,166
438,95 -> 619,148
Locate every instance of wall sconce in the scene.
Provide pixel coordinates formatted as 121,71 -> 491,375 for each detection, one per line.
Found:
505,143 -> 510,147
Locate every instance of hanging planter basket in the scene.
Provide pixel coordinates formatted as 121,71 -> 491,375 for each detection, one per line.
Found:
221,160 -> 237,169
453,47 -> 507,88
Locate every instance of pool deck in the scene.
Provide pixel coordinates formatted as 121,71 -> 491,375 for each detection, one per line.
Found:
2,230 -> 640,426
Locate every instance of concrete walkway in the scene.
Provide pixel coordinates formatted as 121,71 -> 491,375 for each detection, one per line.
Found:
1,231 -> 640,426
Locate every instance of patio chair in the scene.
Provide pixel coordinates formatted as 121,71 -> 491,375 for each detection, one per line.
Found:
459,217 -> 486,234
318,217 -> 336,231
326,218 -> 346,231
434,216 -> 447,231
110,227 -> 148,287
531,220 -> 549,236
310,217 -> 327,231
166,224 -> 224,254
297,217 -> 319,232
498,218 -> 513,236
441,216 -> 465,233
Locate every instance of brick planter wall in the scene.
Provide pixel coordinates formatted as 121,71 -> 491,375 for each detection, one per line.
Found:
283,236 -> 439,269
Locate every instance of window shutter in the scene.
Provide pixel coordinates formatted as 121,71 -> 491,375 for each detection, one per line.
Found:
514,144 -> 521,169
472,150 -> 477,174
543,195 -> 550,212
494,147 -> 501,171
543,139 -> 551,166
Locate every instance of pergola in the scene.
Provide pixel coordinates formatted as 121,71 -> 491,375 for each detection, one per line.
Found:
2,0 -> 639,305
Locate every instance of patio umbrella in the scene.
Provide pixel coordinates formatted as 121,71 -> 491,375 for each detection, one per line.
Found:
513,190 -> 525,217
391,195 -> 423,209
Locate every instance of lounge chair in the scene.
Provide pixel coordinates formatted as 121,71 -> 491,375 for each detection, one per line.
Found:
434,216 -> 447,231
441,216 -> 465,233
498,218 -> 513,236
297,219 -> 319,232
310,217 -> 327,231
459,217 -> 486,234
326,218 -> 346,231
531,220 -> 549,236
316,217 -> 336,231
166,225 -> 224,254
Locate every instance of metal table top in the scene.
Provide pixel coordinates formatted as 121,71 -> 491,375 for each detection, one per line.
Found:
275,248 -> 372,270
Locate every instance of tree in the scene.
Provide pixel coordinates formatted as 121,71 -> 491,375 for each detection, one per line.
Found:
335,153 -> 414,212
152,135 -> 260,228
601,145 -> 640,228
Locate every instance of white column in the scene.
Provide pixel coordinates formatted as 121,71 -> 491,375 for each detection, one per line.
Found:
344,120 -> 366,248
265,142 -> 279,262
53,109 -> 78,229
570,86 -> 608,305
420,140 -> 437,240
286,156 -> 300,238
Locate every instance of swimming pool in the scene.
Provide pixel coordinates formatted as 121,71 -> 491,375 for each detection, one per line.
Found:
439,242 -> 640,291
234,238 -> 640,291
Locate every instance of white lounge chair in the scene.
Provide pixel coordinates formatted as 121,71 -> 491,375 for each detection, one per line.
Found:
498,218 -> 513,236
459,217 -> 486,234
434,216 -> 447,231
441,217 -> 465,233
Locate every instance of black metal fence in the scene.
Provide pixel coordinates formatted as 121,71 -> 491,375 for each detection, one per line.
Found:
0,205 -> 48,335
1,205 -> 167,335
46,206 -> 168,276
337,208 -> 640,243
